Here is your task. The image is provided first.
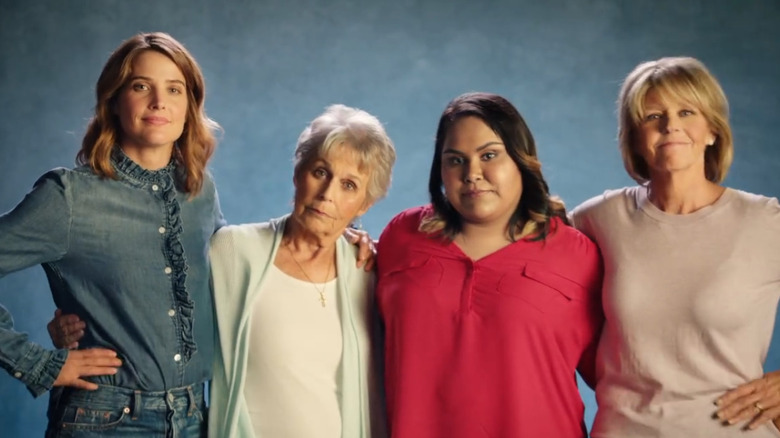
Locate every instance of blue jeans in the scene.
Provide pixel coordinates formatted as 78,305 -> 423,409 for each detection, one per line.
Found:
45,383 -> 207,438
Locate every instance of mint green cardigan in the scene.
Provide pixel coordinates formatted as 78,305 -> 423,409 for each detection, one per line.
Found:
207,215 -> 386,437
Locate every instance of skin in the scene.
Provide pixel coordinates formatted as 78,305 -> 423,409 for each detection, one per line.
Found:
288,145 -> 373,250
636,89 -> 722,214
440,116 -> 523,260
278,145 -> 373,284
116,50 -> 188,170
637,89 -> 779,430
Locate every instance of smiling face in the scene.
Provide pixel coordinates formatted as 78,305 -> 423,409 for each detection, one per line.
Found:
636,88 -> 717,180
115,50 -> 188,158
292,144 -> 373,240
440,116 -> 523,229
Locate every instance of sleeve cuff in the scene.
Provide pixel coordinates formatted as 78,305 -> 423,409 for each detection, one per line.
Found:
13,346 -> 68,397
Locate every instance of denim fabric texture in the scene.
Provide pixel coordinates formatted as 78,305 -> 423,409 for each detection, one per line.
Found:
0,149 -> 225,397
45,383 -> 207,438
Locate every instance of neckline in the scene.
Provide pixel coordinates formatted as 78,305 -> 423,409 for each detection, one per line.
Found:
112,147 -> 176,183
272,264 -> 337,286
636,184 -> 734,224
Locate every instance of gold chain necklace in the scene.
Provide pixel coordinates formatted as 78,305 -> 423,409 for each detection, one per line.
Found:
284,243 -> 333,307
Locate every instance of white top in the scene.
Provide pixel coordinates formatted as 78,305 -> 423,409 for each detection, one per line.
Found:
571,186 -> 780,438
244,264 -> 343,438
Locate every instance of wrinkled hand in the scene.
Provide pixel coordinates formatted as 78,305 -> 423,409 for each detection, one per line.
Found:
343,228 -> 377,271
47,309 -> 86,349
715,370 -> 780,431
53,348 -> 122,391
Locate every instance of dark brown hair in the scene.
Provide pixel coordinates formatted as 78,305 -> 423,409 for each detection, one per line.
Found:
422,92 -> 567,241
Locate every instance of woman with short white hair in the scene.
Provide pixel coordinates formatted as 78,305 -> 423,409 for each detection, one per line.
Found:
208,104 -> 395,438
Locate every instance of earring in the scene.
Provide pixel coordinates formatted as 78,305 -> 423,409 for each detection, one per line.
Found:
351,216 -> 363,230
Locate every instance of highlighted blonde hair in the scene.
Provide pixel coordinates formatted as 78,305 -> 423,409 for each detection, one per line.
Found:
618,56 -> 733,184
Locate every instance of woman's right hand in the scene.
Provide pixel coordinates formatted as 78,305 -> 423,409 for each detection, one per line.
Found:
47,309 -> 86,349
53,348 -> 122,390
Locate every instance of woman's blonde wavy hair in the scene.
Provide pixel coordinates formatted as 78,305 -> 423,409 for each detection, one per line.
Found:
421,92 -> 568,241
77,32 -> 220,194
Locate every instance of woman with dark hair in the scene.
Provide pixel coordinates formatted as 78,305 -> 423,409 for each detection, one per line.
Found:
0,32 -> 224,436
376,92 -> 603,437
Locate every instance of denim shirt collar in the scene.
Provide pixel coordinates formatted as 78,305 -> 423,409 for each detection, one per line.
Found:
111,147 -> 178,188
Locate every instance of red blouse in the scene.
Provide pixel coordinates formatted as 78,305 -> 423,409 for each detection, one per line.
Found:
376,206 -> 603,438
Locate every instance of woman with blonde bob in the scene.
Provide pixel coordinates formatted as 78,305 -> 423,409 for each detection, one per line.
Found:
571,57 -> 780,437
208,104 -> 394,438
0,32 -> 224,436
377,92 -> 603,437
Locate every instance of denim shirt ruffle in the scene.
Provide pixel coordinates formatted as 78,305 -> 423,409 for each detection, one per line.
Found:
112,151 -> 197,363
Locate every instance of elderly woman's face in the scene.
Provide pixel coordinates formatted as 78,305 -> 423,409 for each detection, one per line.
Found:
292,145 -> 372,239
636,89 -> 716,179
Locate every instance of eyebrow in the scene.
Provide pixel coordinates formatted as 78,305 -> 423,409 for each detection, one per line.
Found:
314,159 -> 367,183
442,141 -> 503,154
128,75 -> 186,87
342,174 -> 365,183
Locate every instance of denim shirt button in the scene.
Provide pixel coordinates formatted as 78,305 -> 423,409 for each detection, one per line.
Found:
151,184 -> 159,191
164,267 -> 172,275
123,407 -> 130,414
13,371 -> 21,378
158,227 -> 166,234
173,353 -> 181,362
168,309 -> 176,317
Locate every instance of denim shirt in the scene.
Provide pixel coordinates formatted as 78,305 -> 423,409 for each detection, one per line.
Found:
0,150 -> 225,397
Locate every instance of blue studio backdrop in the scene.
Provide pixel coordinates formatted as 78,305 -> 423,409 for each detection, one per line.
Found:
1,0 -> 779,435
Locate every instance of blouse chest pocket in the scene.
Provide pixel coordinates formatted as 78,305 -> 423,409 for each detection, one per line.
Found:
379,253 -> 444,287
497,263 -> 589,314
378,253 -> 448,311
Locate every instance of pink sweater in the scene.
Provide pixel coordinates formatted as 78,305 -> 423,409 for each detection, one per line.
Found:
572,186 -> 780,438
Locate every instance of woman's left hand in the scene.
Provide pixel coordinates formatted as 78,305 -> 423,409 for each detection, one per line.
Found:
715,370 -> 780,430
343,228 -> 377,271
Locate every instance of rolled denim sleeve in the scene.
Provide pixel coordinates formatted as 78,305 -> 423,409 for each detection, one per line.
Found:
0,169 -> 71,396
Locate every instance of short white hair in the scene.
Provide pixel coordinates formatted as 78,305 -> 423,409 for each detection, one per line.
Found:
294,104 -> 396,203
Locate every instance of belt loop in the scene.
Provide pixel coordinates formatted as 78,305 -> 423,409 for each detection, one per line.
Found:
132,390 -> 142,420
187,385 -> 196,416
